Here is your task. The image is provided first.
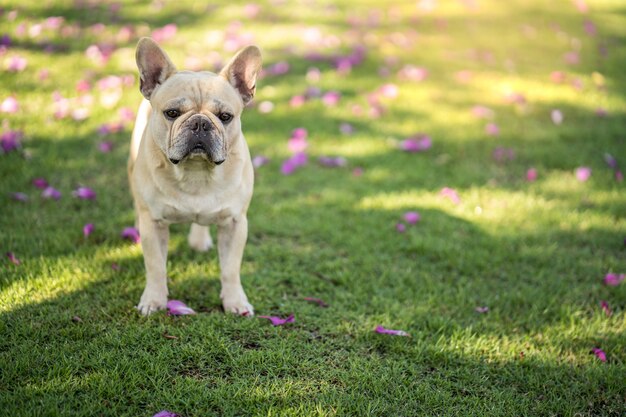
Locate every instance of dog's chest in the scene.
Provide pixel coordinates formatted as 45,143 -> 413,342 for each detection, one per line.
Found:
155,194 -> 234,225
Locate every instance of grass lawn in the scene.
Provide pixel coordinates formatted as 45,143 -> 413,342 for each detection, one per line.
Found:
1,0 -> 625,415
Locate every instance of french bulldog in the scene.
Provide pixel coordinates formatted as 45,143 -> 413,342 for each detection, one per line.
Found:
128,37 -> 261,316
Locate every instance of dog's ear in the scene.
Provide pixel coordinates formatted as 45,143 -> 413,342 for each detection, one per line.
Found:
135,37 -> 177,100
220,46 -> 262,106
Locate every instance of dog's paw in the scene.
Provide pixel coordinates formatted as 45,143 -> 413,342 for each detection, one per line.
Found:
136,289 -> 168,316
221,289 -> 254,316
188,225 -> 213,252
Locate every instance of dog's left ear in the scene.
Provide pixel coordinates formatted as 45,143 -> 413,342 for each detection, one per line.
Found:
220,46 -> 262,106
136,37 -> 177,100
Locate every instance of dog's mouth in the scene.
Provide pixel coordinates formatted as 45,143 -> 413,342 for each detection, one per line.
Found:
190,143 -> 206,154
168,142 -> 225,165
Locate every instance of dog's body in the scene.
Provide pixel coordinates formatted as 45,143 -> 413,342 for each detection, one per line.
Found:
128,38 -> 261,316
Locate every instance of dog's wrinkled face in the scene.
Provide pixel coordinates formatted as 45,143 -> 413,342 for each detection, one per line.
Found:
149,72 -> 243,165
135,38 -> 261,167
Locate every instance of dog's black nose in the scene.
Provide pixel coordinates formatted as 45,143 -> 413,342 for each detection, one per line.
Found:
214,159 -> 225,165
190,118 -> 210,132
169,158 -> 180,165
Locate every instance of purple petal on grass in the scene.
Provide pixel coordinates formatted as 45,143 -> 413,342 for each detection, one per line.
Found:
151,24 -> 177,42
471,105 -> 494,119
32,178 -> 48,189
303,297 -> 329,307
281,152 -> 308,175
73,186 -> 96,200
603,273 -> 624,286
0,130 -> 22,153
440,187 -> 461,204
6,251 -> 20,265
400,135 -> 432,152
616,170 -> 624,182
318,156 -> 347,168
321,91 -> 341,106
591,348 -> 606,362
396,222 -> 406,233
83,223 -> 94,238
375,325 -> 410,337
339,122 -> 354,135
575,167 -> 591,182
121,227 -> 140,244
252,155 -> 270,168
167,300 -> 196,316
152,411 -> 180,417
98,141 -> 114,153
41,186 -> 61,200
259,314 -> 295,326
11,192 -> 28,202
600,300 -> 611,317
475,306 -> 489,313
526,168 -> 538,182
403,211 -> 421,224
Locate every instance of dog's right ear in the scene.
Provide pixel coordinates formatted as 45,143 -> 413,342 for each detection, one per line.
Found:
135,37 -> 177,100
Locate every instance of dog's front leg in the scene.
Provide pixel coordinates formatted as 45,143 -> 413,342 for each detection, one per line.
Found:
136,209 -> 170,315
218,214 -> 253,316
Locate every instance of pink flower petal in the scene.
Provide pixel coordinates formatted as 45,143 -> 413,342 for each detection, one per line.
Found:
11,192 -> 28,202
258,314 -> 295,326
378,83 -> 399,98
152,411 -> 179,417
485,122 -> 499,136
493,147 -> 516,163
440,187 -> 461,204
98,141 -> 114,153
252,155 -> 270,168
72,186 -> 96,200
166,300 -> 196,316
121,227 -> 140,244
0,130 -> 22,153
83,223 -> 94,238
603,273 -> 624,286
603,153 -> 618,169
41,186 -> 61,200
600,300 -> 611,317
591,348 -> 606,362
575,167 -> 592,182
339,122 -> 354,135
281,152 -> 308,175
6,251 -> 20,265
475,306 -> 489,313
375,325 -> 410,337
1,96 -> 19,113
151,24 -> 177,43
526,168 -> 538,182
32,178 -> 49,189
321,91 -> 341,106
396,222 -> 406,233
302,297 -> 329,308
400,135 -> 432,152
471,105 -> 494,119
403,211 -> 420,224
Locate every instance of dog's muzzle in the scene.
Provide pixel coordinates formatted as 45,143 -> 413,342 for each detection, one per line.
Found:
168,114 -> 227,165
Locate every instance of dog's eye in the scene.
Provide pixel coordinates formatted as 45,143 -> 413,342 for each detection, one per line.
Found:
218,113 -> 233,123
164,109 -> 180,119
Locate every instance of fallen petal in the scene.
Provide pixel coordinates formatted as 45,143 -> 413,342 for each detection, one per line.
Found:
591,347 -> 606,362
396,222 -> 406,233
6,251 -> 20,265
11,192 -> 28,202
400,135 -> 432,152
551,109 -> 564,125
600,300 -> 611,317
318,156 -> 347,167
403,211 -> 421,224
0,96 -> 19,113
485,122 -> 499,136
475,306 -> 489,313
41,186 -> 61,200
375,325 -> 410,337
526,168 -> 538,182
603,273 -> 624,286
83,223 -> 94,238
440,187 -> 461,204
98,141 -> 114,153
152,411 -> 179,417
258,314 -> 295,326
32,178 -> 49,189
252,155 -> 270,168
166,300 -> 196,316
121,227 -> 140,244
575,167 -> 591,181
73,186 -> 96,200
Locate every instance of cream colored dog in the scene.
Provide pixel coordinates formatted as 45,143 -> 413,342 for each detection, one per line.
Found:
128,37 -> 261,316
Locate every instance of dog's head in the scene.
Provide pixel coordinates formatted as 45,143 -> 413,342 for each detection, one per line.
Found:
135,37 -> 262,166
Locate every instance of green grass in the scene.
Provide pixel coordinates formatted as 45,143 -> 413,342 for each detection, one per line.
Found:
1,0 -> 625,415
